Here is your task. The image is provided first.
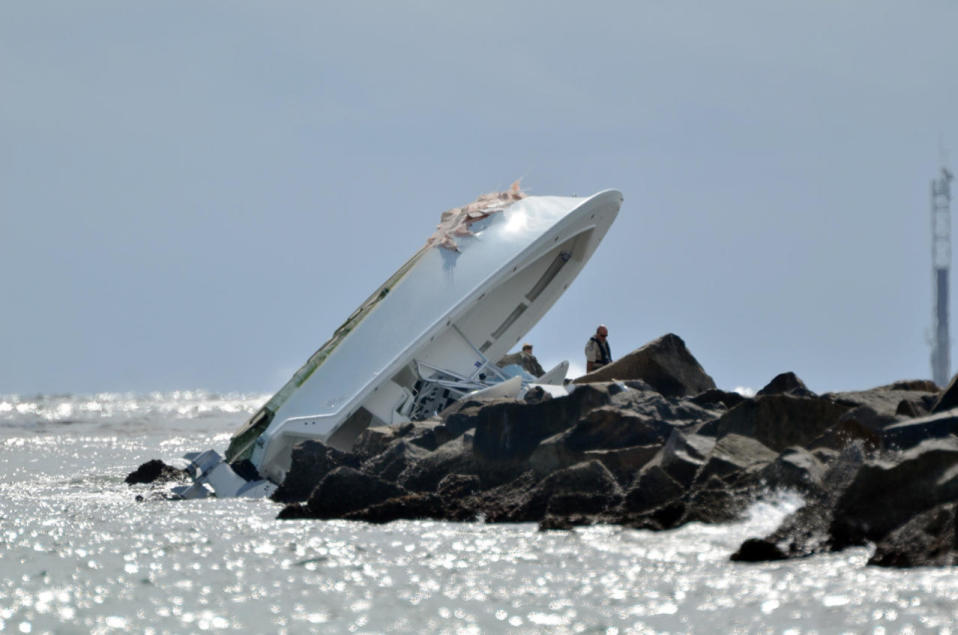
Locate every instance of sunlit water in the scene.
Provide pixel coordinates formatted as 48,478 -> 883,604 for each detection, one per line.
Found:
2,393 -> 957,633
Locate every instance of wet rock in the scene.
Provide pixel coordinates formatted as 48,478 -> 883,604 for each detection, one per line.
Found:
303,467 -> 406,519
472,470 -> 541,522
682,476 -> 753,525
757,372 -> 814,397
806,416 -> 881,453
436,473 -> 481,499
731,538 -> 788,562
869,502 -> 958,567
342,493 -> 469,524
731,443 -> 867,561
509,460 -> 622,522
695,434 -> 777,486
125,459 -> 187,485
830,437 -> 958,549
271,440 -> 360,504
574,333 -> 716,398
756,446 -> 827,495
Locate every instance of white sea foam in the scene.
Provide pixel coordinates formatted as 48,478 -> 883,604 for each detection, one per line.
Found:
2,393 -> 958,632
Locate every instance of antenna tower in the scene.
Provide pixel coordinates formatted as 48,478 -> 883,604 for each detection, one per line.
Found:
931,164 -> 953,386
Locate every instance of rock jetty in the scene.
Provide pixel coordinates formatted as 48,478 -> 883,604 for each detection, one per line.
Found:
130,333 -> 958,568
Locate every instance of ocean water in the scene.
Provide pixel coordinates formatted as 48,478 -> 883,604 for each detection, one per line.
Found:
2,393 -> 957,634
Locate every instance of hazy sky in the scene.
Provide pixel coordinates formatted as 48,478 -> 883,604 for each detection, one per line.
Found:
3,2 -> 958,396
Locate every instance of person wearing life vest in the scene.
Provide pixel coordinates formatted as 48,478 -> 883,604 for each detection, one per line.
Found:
585,325 -> 612,372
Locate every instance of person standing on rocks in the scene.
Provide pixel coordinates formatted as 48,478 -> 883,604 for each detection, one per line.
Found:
497,343 -> 546,377
585,325 -> 612,372
519,343 -> 545,377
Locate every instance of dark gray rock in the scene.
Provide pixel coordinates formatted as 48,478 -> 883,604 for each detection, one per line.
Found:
712,394 -> 852,453
472,385 -> 611,462
564,406 -> 675,451
272,440 -> 360,503
351,426 -> 398,462
125,459 -> 187,485
828,383 -> 940,419
342,493 -> 470,524
302,466 -> 406,519
610,387 -> 724,429
644,430 -> 715,488
436,473 -> 481,499
361,440 -> 430,482
621,464 -> 685,514
806,416 -> 881,453
731,538 -> 788,562
830,437 -> 958,549
511,460 -> 622,522
756,446 -> 827,495
869,502 -> 958,567
574,333 -> 716,398
730,442 -> 867,561
932,374 -> 958,412
398,433 -> 486,493
682,475 -> 754,525
695,434 -> 777,486
881,410 -> 958,450
757,372 -> 814,397
583,445 -> 661,487
690,388 -> 745,410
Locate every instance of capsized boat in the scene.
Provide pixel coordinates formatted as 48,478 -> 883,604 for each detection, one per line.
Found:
173,186 -> 622,499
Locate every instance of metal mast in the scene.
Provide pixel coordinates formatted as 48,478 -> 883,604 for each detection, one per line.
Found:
931,164 -> 953,386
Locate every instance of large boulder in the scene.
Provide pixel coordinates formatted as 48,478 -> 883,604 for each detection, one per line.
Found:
642,430 -> 715,488
828,382 -> 939,419
472,384 -> 611,462
397,433 -> 484,492
881,410 -> 958,450
609,386 -> 724,429
125,459 -> 187,485
755,446 -> 828,495
711,394 -> 852,453
730,442 -> 867,561
302,466 -> 406,519
361,440 -> 431,482
574,333 -> 716,397
563,406 -> 675,451
694,433 -> 777,487
757,372 -> 814,397
583,445 -> 661,487
271,440 -> 360,503
620,464 -> 685,513
830,437 -> 958,549
512,460 -> 622,522
869,502 -> 958,567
